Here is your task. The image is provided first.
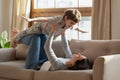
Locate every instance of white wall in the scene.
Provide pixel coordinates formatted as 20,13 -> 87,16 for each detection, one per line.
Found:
111,0 -> 120,39
0,0 -> 12,34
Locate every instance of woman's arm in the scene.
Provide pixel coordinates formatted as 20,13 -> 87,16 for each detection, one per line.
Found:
44,28 -> 58,68
61,33 -> 72,58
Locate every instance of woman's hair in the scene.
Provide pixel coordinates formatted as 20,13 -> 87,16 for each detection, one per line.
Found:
63,9 -> 81,23
68,59 -> 90,70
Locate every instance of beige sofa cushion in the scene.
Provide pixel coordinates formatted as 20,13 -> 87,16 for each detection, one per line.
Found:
35,70 -> 92,80
0,60 -> 34,80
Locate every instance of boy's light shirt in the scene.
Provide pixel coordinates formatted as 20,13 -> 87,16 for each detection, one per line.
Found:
15,15 -> 65,41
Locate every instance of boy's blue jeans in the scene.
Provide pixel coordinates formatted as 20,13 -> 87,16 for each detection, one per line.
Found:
20,34 -> 48,69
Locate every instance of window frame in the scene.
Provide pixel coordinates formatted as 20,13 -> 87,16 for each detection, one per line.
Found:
30,0 -> 92,18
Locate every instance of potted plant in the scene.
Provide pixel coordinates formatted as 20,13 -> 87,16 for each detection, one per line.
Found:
0,31 -> 10,48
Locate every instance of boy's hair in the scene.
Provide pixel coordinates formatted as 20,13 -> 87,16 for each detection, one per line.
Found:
63,9 -> 81,23
68,59 -> 90,70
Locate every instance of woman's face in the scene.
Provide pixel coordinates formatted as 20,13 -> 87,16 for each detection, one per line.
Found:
64,16 -> 76,29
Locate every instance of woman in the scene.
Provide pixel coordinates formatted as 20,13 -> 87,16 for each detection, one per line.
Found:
44,26 -> 90,70
10,9 -> 86,70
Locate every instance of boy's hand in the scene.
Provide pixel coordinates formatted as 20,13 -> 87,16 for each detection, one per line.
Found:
22,16 -> 32,22
74,27 -> 88,33
80,30 -> 88,33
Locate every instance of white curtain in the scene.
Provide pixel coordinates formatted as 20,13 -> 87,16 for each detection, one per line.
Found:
10,0 -> 31,39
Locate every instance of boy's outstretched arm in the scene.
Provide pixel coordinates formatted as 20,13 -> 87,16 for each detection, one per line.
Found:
71,25 -> 88,33
74,27 -> 88,33
22,16 -> 48,22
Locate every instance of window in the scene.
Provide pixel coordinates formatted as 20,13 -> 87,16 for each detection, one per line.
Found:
34,0 -> 92,8
31,0 -> 92,40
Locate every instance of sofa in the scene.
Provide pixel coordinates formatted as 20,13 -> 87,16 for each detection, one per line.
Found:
0,39 -> 120,80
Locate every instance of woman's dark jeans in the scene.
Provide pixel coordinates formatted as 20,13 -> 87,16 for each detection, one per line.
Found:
20,34 -> 48,69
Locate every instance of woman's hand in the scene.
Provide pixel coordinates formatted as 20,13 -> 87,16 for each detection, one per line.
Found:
61,29 -> 65,35
50,25 -> 58,32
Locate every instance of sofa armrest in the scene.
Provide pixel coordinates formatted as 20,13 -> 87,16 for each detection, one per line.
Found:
93,54 -> 120,80
0,48 -> 16,62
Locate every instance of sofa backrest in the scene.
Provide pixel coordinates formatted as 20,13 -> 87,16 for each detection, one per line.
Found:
15,41 -> 66,60
70,39 -> 120,65
15,44 -> 28,60
15,39 -> 120,66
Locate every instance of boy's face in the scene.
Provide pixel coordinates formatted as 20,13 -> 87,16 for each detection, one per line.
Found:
64,16 -> 76,29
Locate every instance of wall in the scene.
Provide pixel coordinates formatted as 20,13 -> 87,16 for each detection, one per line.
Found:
0,0 -> 12,34
111,0 -> 120,39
